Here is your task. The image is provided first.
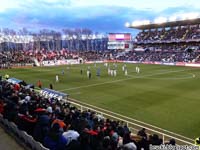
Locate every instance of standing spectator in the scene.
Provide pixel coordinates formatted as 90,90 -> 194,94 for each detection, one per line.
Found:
49,83 -> 53,89
37,80 -> 42,89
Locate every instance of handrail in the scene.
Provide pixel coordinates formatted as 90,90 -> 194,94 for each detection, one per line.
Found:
66,98 -> 194,145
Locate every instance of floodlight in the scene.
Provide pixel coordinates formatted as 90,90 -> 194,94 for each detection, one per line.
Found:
125,22 -> 130,27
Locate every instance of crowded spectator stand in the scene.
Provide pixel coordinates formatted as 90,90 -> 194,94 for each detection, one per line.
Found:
0,76 -> 179,150
125,17 -> 200,64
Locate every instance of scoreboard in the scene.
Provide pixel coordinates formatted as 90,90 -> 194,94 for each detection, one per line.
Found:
108,33 -> 131,41
108,33 -> 132,50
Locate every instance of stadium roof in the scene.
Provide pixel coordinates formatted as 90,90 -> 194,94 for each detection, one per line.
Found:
128,18 -> 200,30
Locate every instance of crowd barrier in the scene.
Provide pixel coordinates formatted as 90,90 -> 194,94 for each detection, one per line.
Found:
66,98 -> 194,146
41,59 -> 200,68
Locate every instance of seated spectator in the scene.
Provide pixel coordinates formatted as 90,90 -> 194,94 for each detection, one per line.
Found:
33,110 -> 51,143
52,113 -> 67,132
0,99 -> 4,114
137,128 -> 147,139
123,132 -> 137,150
165,138 -> 176,145
149,134 -> 162,145
62,129 -> 80,146
44,123 -> 68,150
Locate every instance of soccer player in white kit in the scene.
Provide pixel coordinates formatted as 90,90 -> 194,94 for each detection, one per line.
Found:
56,75 -> 59,82
108,67 -> 111,75
125,69 -> 128,76
113,69 -> 117,77
110,70 -> 113,76
122,65 -> 125,71
136,66 -> 140,74
87,70 -> 90,78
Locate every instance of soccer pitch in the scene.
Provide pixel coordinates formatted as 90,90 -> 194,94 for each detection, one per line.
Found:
1,63 -> 200,139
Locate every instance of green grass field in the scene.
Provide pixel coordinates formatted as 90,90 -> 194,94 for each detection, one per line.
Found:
1,63 -> 200,139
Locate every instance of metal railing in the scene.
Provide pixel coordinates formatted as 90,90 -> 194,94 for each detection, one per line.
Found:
66,98 -> 195,145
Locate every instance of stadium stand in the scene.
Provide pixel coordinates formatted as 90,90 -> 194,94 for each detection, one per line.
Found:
124,18 -> 200,63
0,78 -> 177,150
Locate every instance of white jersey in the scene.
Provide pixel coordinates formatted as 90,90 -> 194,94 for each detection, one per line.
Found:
56,75 -> 59,82
87,70 -> 90,77
136,66 -> 140,73
110,70 -> 113,76
122,66 -> 125,71
113,70 -> 117,77
108,68 -> 111,75
125,69 -> 128,76
104,63 -> 108,67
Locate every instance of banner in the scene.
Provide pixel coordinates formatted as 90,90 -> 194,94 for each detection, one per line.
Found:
185,63 -> 200,67
162,62 -> 176,66
40,88 -> 69,101
7,78 -> 22,84
42,59 -> 79,66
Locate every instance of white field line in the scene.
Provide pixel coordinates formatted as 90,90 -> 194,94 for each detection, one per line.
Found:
59,69 -> 189,92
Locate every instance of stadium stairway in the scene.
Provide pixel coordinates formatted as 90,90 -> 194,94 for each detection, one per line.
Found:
0,125 -> 25,150
0,113 -> 49,150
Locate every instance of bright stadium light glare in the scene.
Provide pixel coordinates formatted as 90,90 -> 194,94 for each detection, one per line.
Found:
154,17 -> 167,24
125,22 -> 130,27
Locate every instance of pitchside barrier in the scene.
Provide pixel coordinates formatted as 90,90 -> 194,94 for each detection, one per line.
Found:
38,59 -> 200,67
65,98 -> 195,146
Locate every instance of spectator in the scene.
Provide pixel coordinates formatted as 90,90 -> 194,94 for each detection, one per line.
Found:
137,128 -> 147,139
49,83 -> 53,89
37,80 -> 42,89
44,123 -> 68,150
